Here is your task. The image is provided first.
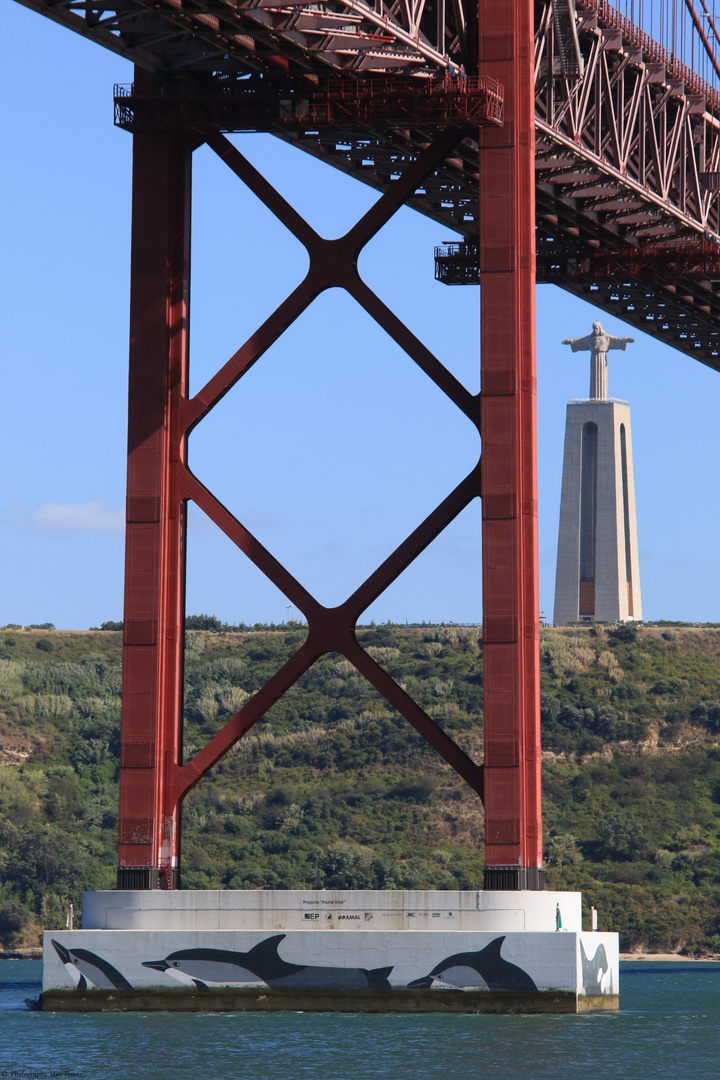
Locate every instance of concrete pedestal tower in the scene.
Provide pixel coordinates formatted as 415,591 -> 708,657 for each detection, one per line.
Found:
554,323 -> 642,626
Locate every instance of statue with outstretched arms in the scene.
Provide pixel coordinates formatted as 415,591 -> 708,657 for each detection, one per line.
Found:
562,321 -> 634,400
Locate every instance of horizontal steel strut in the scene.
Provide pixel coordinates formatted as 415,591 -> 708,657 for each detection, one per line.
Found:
113,73 -> 504,132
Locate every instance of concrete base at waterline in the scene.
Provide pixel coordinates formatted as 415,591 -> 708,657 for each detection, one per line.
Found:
41,986 -> 619,1014
42,890 -> 619,1014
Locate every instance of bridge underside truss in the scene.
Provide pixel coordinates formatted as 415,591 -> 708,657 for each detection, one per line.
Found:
21,0 -> 720,366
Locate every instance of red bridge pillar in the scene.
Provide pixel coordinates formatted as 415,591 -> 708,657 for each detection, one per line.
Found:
117,70 -> 192,889
479,0 -> 544,888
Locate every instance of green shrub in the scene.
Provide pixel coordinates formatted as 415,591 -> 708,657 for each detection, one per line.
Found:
690,701 -> 720,731
0,899 -> 32,947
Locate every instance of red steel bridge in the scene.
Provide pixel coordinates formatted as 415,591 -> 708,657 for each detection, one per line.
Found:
15,0 -> 720,890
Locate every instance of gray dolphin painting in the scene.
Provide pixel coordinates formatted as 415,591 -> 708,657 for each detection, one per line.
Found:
143,933 -> 393,991
52,939 -> 132,990
407,936 -> 538,992
580,941 -> 609,995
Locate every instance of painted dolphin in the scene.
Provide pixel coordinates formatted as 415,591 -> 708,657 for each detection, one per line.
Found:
52,939 -> 132,990
407,936 -> 538,992
143,934 -> 393,991
580,941 -> 609,995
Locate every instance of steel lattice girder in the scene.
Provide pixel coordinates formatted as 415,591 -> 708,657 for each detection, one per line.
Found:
536,0 -> 720,239
14,0 -> 478,76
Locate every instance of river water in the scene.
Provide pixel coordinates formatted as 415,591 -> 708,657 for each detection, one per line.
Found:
1,961 -> 718,1079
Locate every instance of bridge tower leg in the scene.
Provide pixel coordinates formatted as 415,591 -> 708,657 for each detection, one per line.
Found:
117,72 -> 192,888
479,0 -> 544,889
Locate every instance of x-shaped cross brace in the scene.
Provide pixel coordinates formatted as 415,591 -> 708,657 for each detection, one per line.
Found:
171,128 -> 485,807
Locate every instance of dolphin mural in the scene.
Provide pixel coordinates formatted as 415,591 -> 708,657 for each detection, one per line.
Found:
407,936 -> 538,992
580,941 -> 609,995
51,939 -> 132,990
142,934 -> 394,991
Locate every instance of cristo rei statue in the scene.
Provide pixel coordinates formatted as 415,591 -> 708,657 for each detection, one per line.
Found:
553,321 -> 642,626
562,320 -> 634,401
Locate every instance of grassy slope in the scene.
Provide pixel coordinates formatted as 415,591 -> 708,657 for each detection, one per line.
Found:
0,623 -> 719,953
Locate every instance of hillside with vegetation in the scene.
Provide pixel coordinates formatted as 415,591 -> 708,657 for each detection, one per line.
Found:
0,621 -> 719,954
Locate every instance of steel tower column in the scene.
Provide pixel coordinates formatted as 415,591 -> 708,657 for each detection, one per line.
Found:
117,69 -> 192,889
479,0 -> 544,888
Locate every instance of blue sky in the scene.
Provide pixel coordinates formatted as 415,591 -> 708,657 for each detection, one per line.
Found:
3,3 -> 720,629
